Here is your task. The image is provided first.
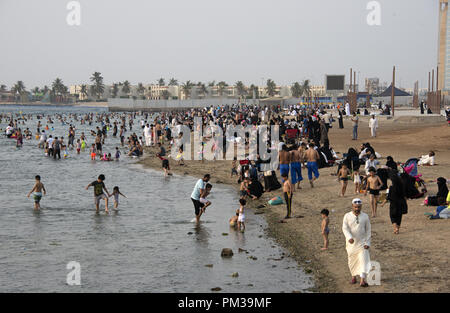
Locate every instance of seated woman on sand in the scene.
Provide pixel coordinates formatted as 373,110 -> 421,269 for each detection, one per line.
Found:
418,151 -> 435,166
424,177 -> 448,206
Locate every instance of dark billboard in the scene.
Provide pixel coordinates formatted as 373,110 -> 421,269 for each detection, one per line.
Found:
326,75 -> 345,91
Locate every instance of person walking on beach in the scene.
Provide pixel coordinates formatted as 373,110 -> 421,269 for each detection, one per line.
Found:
351,112 -> 359,140
191,174 -> 211,224
338,163 -> 350,197
369,114 -> 378,138
342,198 -> 371,287
279,144 -> 291,180
321,209 -> 330,250
364,167 -> 383,218
86,174 -> 111,214
27,175 -> 46,211
290,144 -> 303,189
305,143 -> 320,188
381,172 -> 408,234
282,173 -> 294,219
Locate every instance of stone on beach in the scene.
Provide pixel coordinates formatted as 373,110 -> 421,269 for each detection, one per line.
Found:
221,248 -> 233,257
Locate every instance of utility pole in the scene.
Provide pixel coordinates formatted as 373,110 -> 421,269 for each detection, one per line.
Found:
391,66 -> 395,117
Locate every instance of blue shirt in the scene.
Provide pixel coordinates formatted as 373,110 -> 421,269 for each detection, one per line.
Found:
191,179 -> 205,200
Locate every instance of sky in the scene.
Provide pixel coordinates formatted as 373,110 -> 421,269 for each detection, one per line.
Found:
0,0 -> 439,89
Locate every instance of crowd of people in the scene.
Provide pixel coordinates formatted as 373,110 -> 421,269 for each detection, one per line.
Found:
2,102 -> 448,288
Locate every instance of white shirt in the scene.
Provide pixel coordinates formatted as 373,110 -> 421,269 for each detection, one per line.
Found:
47,138 -> 54,148
369,117 -> 378,129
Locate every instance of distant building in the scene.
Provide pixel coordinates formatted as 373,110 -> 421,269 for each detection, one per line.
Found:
365,78 -> 380,95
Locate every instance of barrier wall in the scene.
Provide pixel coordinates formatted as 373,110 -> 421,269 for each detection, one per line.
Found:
107,98 -> 259,111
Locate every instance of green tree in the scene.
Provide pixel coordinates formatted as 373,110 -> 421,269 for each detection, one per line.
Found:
249,84 -> 259,99
235,81 -> 247,97
137,83 -> 146,98
80,84 -> 88,100
122,80 -> 131,95
12,81 -> 26,96
1,84 -> 7,92
266,79 -> 277,97
199,83 -> 208,98
111,84 -> 119,98
161,89 -> 171,100
291,82 -> 302,98
158,78 -> 165,86
181,80 -> 194,99
90,71 -> 105,99
168,78 -> 178,86
217,81 -> 228,96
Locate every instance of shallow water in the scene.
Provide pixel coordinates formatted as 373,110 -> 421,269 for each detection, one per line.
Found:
0,105 -> 313,292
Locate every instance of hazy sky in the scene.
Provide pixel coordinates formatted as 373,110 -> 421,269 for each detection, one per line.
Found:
0,0 -> 438,89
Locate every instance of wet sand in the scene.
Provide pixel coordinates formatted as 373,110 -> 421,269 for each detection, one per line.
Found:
139,116 -> 450,293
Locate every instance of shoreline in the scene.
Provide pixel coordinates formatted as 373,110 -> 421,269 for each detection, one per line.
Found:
137,146 -> 336,292
138,118 -> 450,293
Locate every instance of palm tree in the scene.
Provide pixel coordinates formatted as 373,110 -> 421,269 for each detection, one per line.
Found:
12,81 -> 26,95
111,84 -> 119,98
80,84 -> 89,100
0,84 -> 7,92
208,81 -> 216,87
249,84 -> 259,99
266,79 -> 277,97
161,90 -> 171,100
41,85 -> 50,95
168,78 -> 178,86
301,79 -> 311,104
51,78 -> 67,102
217,81 -> 228,97
291,82 -> 302,98
122,80 -> 131,96
90,72 -> 105,99
137,83 -> 146,98
235,81 -> 247,98
199,83 -> 208,98
158,78 -> 165,86
181,80 -> 194,99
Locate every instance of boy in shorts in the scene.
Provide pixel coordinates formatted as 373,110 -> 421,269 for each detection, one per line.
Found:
86,174 -> 111,213
364,167 -> 383,218
337,164 -> 350,197
27,175 -> 46,210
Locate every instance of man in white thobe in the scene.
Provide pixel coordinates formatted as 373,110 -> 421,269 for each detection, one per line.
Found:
368,114 -> 378,138
345,102 -> 351,116
342,198 -> 371,287
143,123 -> 151,146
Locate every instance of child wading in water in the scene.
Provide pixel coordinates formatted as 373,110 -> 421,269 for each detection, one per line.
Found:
199,183 -> 212,213
110,186 -> 126,211
338,164 -> 350,197
27,175 -> 46,210
85,174 -> 111,214
320,209 -> 330,250
238,198 -> 246,232
229,209 -> 239,228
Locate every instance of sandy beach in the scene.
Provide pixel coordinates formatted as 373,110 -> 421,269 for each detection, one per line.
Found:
138,116 -> 450,293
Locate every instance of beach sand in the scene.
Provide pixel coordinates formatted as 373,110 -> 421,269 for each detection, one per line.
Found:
139,116 -> 450,293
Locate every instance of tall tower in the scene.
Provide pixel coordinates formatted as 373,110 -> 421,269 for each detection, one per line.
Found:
438,0 -> 448,92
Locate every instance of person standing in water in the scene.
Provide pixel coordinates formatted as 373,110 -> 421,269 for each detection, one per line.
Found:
191,174 -> 211,224
27,175 -> 46,211
86,174 -> 111,214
